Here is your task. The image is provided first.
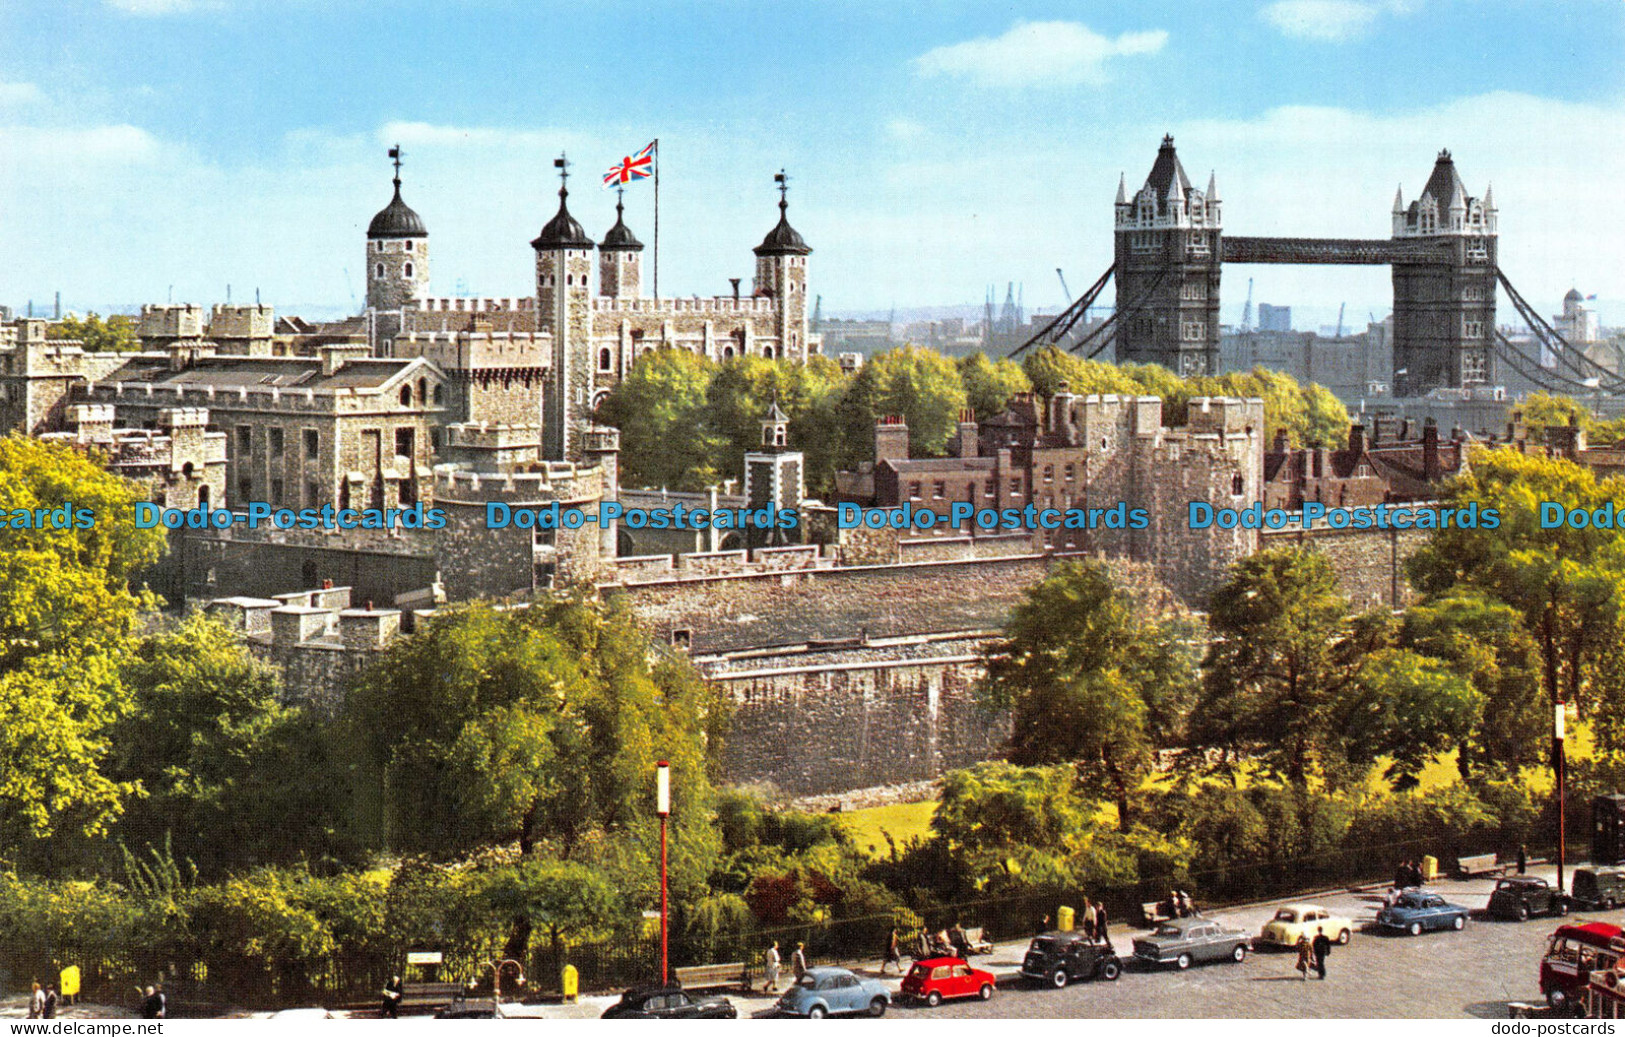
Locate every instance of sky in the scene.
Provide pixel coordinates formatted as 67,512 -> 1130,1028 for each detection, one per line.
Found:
2,0 -> 1623,331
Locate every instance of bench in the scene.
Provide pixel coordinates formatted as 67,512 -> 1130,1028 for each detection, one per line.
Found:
399,981 -> 465,1013
962,927 -> 994,955
1456,853 -> 1506,878
674,962 -> 749,992
1140,901 -> 1174,927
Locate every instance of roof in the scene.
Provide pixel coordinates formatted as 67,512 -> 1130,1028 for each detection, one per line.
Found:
911,957 -> 968,968
801,966 -> 851,978
619,985 -> 681,1000
600,199 -> 644,252
1567,288 -> 1584,303
1142,134 -> 1193,215
754,198 -> 812,256
1558,922 -> 1623,944
532,187 -> 594,250
99,355 -> 423,393
368,180 -> 427,239
1419,149 -> 1467,208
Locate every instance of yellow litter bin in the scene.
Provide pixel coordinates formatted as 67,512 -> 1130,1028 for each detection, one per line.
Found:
1056,905 -> 1075,931
1421,855 -> 1439,882
561,964 -> 579,1003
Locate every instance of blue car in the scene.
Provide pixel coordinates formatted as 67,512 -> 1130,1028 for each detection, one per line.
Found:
1377,889 -> 1470,935
774,966 -> 891,1018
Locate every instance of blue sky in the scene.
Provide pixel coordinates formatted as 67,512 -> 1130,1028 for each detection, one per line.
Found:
2,0 -> 1622,330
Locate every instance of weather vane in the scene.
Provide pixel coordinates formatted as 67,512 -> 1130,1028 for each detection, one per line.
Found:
554,152 -> 571,193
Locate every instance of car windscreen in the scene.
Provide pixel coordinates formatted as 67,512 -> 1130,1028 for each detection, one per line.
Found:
1028,937 -> 1058,953
1273,909 -> 1297,922
1153,924 -> 1183,937
796,975 -> 817,989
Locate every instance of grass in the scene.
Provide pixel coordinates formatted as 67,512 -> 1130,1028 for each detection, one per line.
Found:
838,800 -> 937,856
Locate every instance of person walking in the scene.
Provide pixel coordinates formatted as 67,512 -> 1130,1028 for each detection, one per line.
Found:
1035,913 -> 1052,936
1080,899 -> 1096,941
791,942 -> 808,982
42,983 -> 58,1019
1096,901 -> 1112,948
1518,844 -> 1529,875
763,941 -> 782,994
1312,927 -> 1332,980
28,982 -> 44,1019
882,929 -> 901,975
1294,935 -> 1314,981
151,984 -> 166,1019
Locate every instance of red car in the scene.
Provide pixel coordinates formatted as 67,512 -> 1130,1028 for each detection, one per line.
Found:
1542,921 -> 1624,1013
900,957 -> 996,1007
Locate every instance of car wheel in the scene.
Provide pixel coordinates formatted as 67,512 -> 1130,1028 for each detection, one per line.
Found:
807,1005 -> 827,1019
925,991 -> 941,1008
1101,960 -> 1122,982
1337,929 -> 1352,946
1452,915 -> 1466,930
868,998 -> 886,1018
1176,953 -> 1192,970
1231,944 -> 1247,963
1548,989 -> 1569,1013
1408,922 -> 1423,936
978,984 -> 993,1001
1517,904 -> 1530,921
1050,969 -> 1069,989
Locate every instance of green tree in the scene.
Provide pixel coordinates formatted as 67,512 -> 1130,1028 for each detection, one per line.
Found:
1020,347 -> 1140,398
704,353 -> 849,492
595,348 -> 719,491
956,353 -> 1031,421
835,345 -> 966,466
978,561 -> 1197,828
0,437 -> 166,842
48,312 -> 139,352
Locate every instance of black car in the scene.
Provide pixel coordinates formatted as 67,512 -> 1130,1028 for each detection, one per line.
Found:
1018,931 -> 1122,988
1572,868 -> 1625,910
1487,876 -> 1570,921
600,985 -> 739,1019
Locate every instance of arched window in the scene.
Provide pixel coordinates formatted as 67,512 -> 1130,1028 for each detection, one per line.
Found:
376,263 -> 385,278
416,377 -> 426,403
433,384 -> 445,405
599,347 -> 612,371
763,346 -> 775,359
197,484 -> 210,508
723,345 -> 735,359
404,240 -> 413,252
404,262 -> 414,278
1231,473 -> 1245,496
400,385 -> 412,406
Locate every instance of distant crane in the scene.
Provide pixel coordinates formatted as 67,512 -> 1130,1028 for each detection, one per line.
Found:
1057,268 -> 1071,303
1240,277 -> 1254,332
1335,302 -> 1345,339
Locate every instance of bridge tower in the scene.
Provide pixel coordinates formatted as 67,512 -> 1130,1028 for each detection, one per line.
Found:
1114,135 -> 1222,376
1390,150 -> 1498,397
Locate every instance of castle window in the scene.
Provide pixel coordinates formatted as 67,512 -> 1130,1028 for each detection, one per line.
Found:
236,425 -> 252,452
908,481 -> 921,500
1064,463 -> 1075,480
304,428 -> 319,456
1231,473 -> 1245,496
197,485 -> 209,508
599,347 -> 612,372
269,428 -> 284,457
395,428 -> 414,459
1182,321 -> 1207,342
723,346 -> 735,359
404,262 -> 414,278
984,481 -> 996,499
1463,319 -> 1485,339
399,385 -> 412,406
400,477 -> 416,505
1043,465 -> 1053,483
238,476 -> 252,501
416,377 -> 426,403
271,478 -> 284,505
932,480 -> 945,499
306,480 -> 319,505
376,241 -> 383,252
376,263 -> 385,278
404,240 -> 413,252
1008,477 -> 1021,495
433,384 -> 445,405
1466,237 -> 1488,261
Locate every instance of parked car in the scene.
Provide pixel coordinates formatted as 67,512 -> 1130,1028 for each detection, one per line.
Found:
1376,889 -> 1470,935
600,985 -> 739,1019
1489,876 -> 1571,921
774,967 -> 890,1018
1132,918 -> 1250,970
1572,868 -> 1625,911
1020,931 -> 1122,988
899,957 -> 995,1007
1256,904 -> 1355,948
1542,922 -> 1624,1013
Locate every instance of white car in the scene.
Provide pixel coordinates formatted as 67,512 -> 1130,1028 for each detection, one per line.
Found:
1257,903 -> 1354,948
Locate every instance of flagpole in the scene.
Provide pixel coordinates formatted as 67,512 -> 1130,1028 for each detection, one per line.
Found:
653,139 -> 660,301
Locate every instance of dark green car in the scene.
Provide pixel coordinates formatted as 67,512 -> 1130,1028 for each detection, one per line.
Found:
1572,868 -> 1625,910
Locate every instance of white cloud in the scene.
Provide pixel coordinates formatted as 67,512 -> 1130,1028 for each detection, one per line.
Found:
1261,1 -> 1408,42
0,82 -> 42,107
912,21 -> 1168,88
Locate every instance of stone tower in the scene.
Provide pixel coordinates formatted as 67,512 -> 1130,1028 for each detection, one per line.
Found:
743,399 -> 803,549
1113,136 -> 1222,376
532,156 -> 596,461
598,192 -> 643,300
752,171 -> 812,362
1390,150 -> 1498,397
366,146 -> 429,353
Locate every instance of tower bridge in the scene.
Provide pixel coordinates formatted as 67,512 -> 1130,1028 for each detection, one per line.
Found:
1013,136 -> 1593,400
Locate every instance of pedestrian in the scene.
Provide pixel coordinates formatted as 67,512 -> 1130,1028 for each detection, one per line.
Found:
1394,860 -> 1410,889
141,986 -> 159,1019
1035,912 -> 1051,936
1312,927 -> 1332,980
1080,899 -> 1096,941
1294,935 -> 1313,981
28,982 -> 44,1019
381,975 -> 402,1019
882,928 -> 901,975
763,941 -> 781,993
791,941 -> 808,982
1518,844 -> 1529,875
1096,901 -> 1112,948
42,983 -> 58,1019
152,983 -> 166,1019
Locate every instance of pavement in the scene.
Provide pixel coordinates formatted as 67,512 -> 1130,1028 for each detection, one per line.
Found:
4,862 -> 1600,1020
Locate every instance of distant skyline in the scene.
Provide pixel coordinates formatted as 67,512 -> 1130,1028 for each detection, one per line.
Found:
2,1 -> 1622,329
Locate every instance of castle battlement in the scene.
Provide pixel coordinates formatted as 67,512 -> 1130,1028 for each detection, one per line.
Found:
590,295 -> 776,316
432,461 -> 603,502
416,296 -> 536,313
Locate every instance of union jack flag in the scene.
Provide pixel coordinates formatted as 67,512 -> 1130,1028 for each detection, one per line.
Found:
604,141 -> 656,187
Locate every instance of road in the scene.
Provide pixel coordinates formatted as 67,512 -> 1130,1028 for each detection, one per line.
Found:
717,864 -> 1592,1019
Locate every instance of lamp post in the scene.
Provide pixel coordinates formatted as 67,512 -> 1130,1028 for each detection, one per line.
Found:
657,760 -> 671,986
1556,702 -> 1568,894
